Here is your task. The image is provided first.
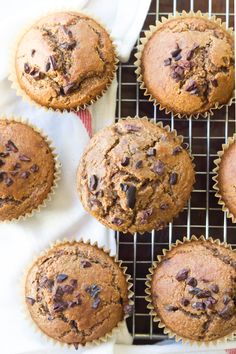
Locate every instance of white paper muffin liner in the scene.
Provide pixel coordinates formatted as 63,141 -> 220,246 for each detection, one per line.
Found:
134,10 -> 235,119
145,235 -> 236,345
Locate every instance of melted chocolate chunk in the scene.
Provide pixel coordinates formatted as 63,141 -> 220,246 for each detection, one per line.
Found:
223,295 -> 231,305
92,297 -> 101,309
5,177 -> 13,187
13,163 -> 21,170
81,260 -> 92,268
86,284 -> 101,298
160,202 -> 168,210
192,301 -> 205,310
49,55 -> 57,70
45,62 -> 50,72
186,277 -> 197,287
61,25 -> 73,38
165,305 -> 178,312
181,298 -> 190,307
218,305 -> 234,319
164,58 -> 172,66
19,171 -> 30,179
210,284 -> 219,294
135,160 -> 143,169
62,82 -> 76,95
0,172 -> 7,182
189,287 -> 201,295
24,63 -> 30,74
211,79 -> 218,87
126,185 -> 136,209
120,183 -> 129,192
185,80 -> 197,92
152,160 -> 165,175
70,279 -> 78,287
0,152 -> 9,158
5,140 -> 18,152
30,164 -> 39,173
59,41 -> 76,50
40,276 -> 54,290
56,274 -> 68,283
140,208 -> 153,223
203,296 -> 217,309
124,124 -> 141,132
26,296 -> 35,305
0,159 -> 5,167
176,268 -> 189,281
89,175 -> 98,191
121,156 -> 130,166
181,142 -> 189,150
53,301 -> 68,312
19,154 -> 31,162
174,66 -> 184,76
171,48 -> 182,58
186,49 -> 194,60
173,146 -> 182,155
196,290 -> 212,299
112,217 -> 124,226
147,148 -> 156,156
62,284 -> 74,294
169,172 -> 178,185
171,71 -> 182,82
174,53 -> 182,61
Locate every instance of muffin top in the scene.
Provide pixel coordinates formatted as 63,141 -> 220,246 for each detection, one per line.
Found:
140,17 -> 234,116
25,241 -> 130,346
216,140 -> 236,218
151,239 -> 236,342
15,12 -> 116,110
0,120 -> 55,221
77,118 -> 195,234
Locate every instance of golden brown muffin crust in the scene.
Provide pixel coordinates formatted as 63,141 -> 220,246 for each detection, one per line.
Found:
0,120 -> 55,220
151,240 -> 236,342
15,12 -> 116,110
77,118 -> 195,234
141,17 -> 234,116
25,242 -> 130,346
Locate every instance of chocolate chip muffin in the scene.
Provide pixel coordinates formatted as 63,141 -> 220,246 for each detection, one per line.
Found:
0,119 -> 57,221
24,241 -> 131,347
137,15 -> 234,117
13,12 -> 116,110
148,237 -> 236,342
77,118 -> 195,234
213,135 -> 236,222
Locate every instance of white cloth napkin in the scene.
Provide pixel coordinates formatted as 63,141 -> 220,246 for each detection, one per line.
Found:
0,0 -> 151,354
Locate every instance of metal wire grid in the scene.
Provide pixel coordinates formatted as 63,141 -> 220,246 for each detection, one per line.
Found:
115,0 -> 235,344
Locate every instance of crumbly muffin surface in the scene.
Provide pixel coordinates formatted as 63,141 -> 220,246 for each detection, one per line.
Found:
25,242 -> 130,346
77,118 -> 195,233
151,240 -> 236,341
0,120 -> 55,220
141,17 -> 234,116
15,12 -> 116,110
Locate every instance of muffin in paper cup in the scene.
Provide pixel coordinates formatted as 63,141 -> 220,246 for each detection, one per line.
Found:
213,134 -> 236,223
22,238 -> 133,349
9,9 -> 118,113
0,116 -> 60,222
135,10 -> 235,119
77,116 -> 195,234
145,235 -> 236,344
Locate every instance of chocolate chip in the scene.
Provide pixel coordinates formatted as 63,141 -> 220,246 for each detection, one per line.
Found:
70,279 -> 77,287
19,171 -> 30,179
86,284 -> 101,298
30,69 -> 44,81
62,82 -> 76,95
124,304 -> 133,315
59,41 -> 76,50
171,48 -> 182,58
126,185 -> 136,209
185,80 -> 197,92
30,164 -> 39,173
165,305 -> 178,312
196,290 -> 212,298
56,274 -> 68,283
31,49 -> 36,57
53,301 -> 68,312
0,159 -> 5,167
13,163 -> 21,170
89,175 -> 98,191
68,298 -> 82,308
5,140 -> 18,152
189,287 -> 201,295
26,297 -> 35,305
92,297 -> 101,309
147,148 -> 156,156
186,49 -> 194,60
0,172 -> 6,182
211,79 -> 218,87
124,124 -> 141,132
70,320 -> 78,330
189,88 -> 199,95
186,277 -> 197,287
181,142 -> 189,150
62,284 -> 74,294
140,208 -> 153,223
223,295 -> 231,305
49,55 -> 57,70
45,62 -> 50,72
0,152 -> 9,158
10,171 -> 18,176
48,315 -> 54,321
24,63 -> 30,73
120,183 -> 129,192
173,146 -> 182,155
164,58 -> 172,66
218,306 -> 234,319
112,217 -> 124,226
19,154 -> 31,162
181,298 -> 190,307
40,276 -> 54,290
160,202 -> 168,210
81,260 -> 92,268
5,177 -> 13,187
192,302 -> 205,310
171,71 -> 182,82
121,157 -> 130,166
203,296 -> 217,309
174,66 -> 184,76
176,268 -> 189,281
135,160 -> 143,169
210,284 -> 219,294
152,160 -> 165,176
169,172 -> 178,185
174,53 -> 182,61
61,25 -> 73,38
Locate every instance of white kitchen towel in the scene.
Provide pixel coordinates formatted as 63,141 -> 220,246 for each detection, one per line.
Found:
0,1 -> 151,354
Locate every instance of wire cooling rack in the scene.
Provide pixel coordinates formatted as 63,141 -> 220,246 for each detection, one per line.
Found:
115,0 -> 235,345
